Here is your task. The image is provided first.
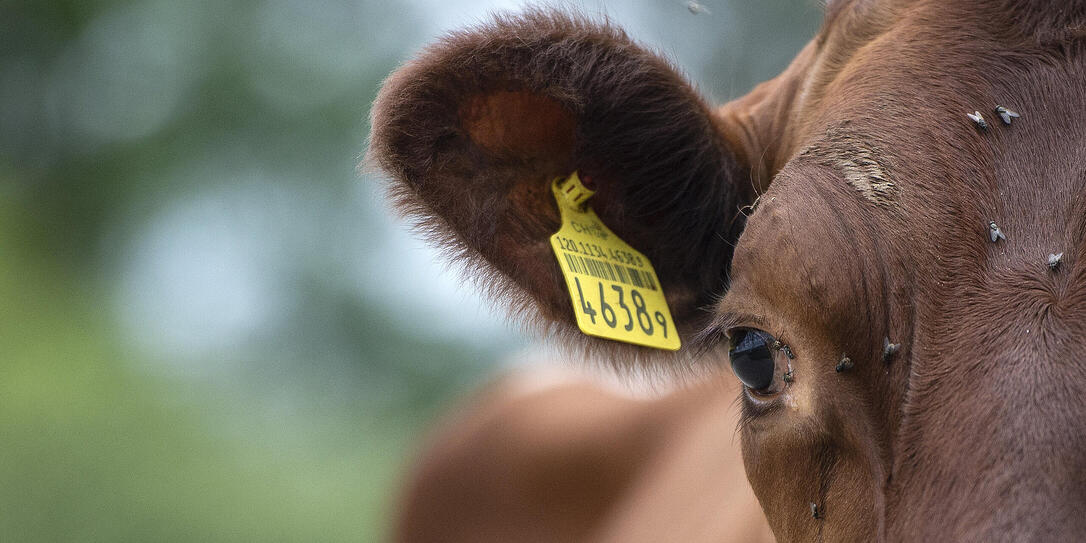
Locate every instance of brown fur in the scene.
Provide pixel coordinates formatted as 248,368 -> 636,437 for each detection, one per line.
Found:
393,371 -> 773,543
370,1 -> 1086,541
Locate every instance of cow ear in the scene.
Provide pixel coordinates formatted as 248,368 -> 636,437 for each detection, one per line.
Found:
367,10 -> 756,363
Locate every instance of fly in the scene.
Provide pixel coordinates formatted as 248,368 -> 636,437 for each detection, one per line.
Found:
988,221 -> 1006,243
994,106 -> 1020,125
882,337 -> 900,363
1048,252 -> 1064,270
835,355 -> 854,373
685,1 -> 711,15
967,111 -> 989,130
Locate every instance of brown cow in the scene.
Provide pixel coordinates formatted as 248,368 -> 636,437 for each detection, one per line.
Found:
369,2 -> 1086,541
392,368 -> 773,542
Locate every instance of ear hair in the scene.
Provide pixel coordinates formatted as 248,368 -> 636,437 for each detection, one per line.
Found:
366,9 -> 751,371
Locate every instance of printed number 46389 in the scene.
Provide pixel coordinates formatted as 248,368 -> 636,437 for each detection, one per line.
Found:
574,277 -> 667,338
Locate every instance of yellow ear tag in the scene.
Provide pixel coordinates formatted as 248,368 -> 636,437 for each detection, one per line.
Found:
549,172 -> 680,351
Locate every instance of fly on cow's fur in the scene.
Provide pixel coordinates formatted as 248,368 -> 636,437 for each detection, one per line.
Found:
988,220 -> 1007,242
782,364 -> 795,384
1048,252 -> 1064,270
882,336 -> 900,363
781,344 -> 795,360
769,338 -> 796,360
994,105 -> 1021,125
835,355 -> 854,373
967,110 -> 989,130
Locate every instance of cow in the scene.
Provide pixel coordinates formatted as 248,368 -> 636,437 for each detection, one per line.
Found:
367,1 -> 1086,541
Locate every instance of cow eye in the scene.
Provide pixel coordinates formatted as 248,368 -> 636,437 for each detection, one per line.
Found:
729,329 -> 779,392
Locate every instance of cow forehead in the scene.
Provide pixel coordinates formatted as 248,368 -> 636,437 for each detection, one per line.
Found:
725,159 -> 886,331
795,129 -> 897,208
732,0 -> 1086,295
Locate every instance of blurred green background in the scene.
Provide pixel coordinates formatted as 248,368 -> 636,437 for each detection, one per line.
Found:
0,0 -> 819,540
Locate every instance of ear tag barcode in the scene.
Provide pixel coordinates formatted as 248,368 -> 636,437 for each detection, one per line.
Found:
549,172 -> 680,351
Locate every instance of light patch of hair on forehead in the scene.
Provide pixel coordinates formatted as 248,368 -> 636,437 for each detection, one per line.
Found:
799,128 -> 898,207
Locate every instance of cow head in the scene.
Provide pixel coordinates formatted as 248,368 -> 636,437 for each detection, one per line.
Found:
368,3 -> 1086,541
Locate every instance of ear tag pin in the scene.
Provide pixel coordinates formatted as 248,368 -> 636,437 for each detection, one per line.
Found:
549,172 -> 680,350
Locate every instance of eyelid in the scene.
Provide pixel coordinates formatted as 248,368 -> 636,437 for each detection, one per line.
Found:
719,314 -> 769,339
691,309 -> 768,355
723,324 -> 760,340
730,327 -> 774,347
713,310 -> 767,331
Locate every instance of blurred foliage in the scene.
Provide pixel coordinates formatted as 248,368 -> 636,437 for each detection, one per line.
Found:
0,234 -> 418,539
0,0 -> 820,541
1,0 -> 493,540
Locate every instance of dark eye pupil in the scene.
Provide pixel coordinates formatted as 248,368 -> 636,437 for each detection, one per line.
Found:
729,329 -> 776,391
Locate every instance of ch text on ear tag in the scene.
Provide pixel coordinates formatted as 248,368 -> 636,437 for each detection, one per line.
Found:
548,172 -> 680,351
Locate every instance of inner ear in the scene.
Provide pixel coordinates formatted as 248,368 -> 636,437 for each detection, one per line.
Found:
368,9 -> 760,360
462,91 -> 576,159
